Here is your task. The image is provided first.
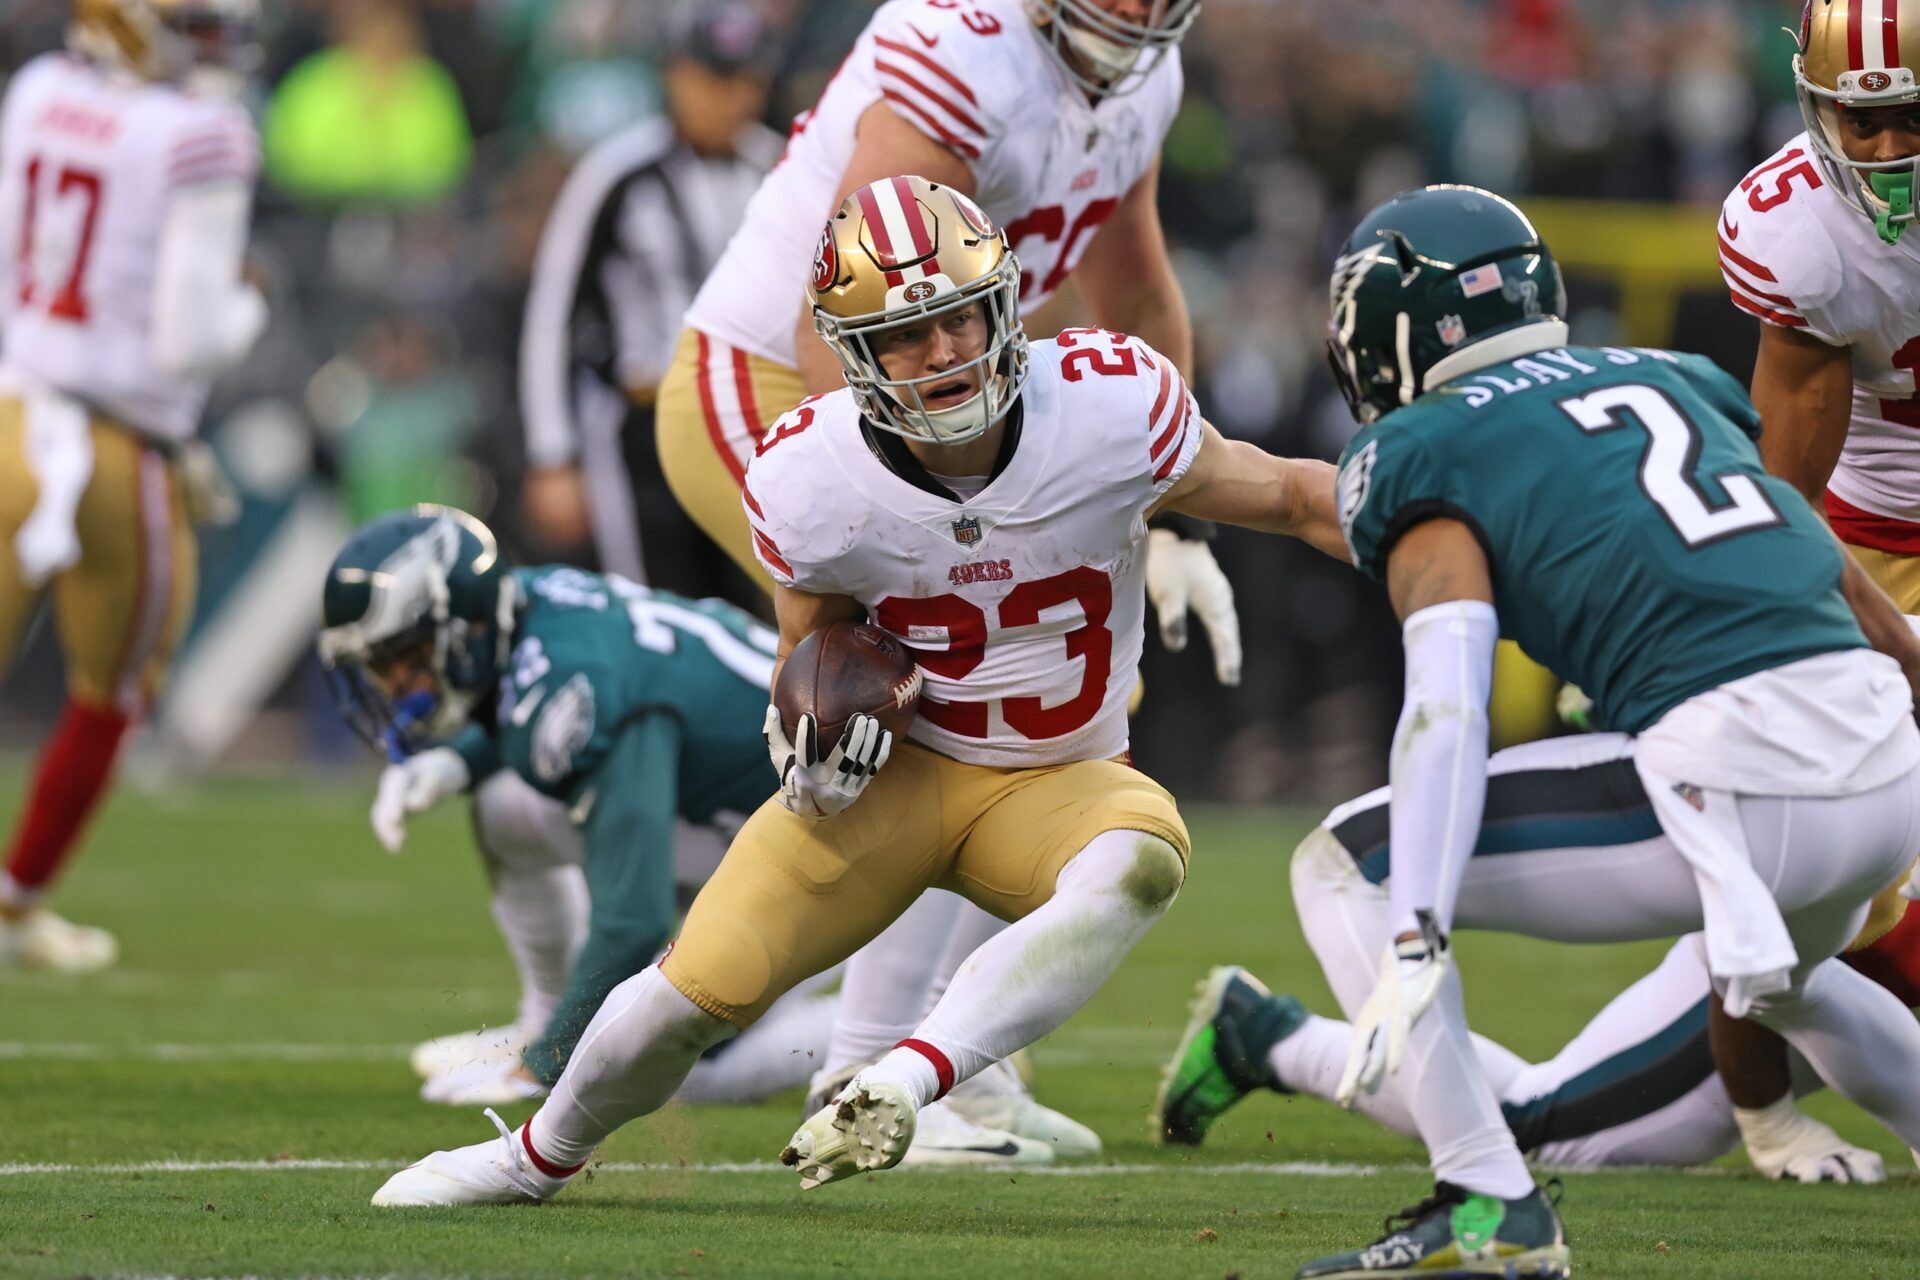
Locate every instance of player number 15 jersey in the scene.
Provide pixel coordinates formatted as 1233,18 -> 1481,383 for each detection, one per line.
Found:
742,332 -> 1202,767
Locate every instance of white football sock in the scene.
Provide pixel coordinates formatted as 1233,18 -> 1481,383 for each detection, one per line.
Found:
471,774 -> 589,1037
1747,957 -> 1920,1150
825,890 -> 966,1073
858,830 -> 1183,1108
528,965 -> 733,1169
918,899 -> 1008,1017
490,866 -> 590,1037
676,989 -> 840,1103
1408,971 -> 1536,1199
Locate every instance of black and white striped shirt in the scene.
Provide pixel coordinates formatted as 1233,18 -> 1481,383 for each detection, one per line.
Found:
519,118 -> 781,468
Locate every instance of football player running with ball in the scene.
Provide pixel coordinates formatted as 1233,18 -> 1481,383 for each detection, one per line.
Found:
367,176 -> 1347,1207
659,0 -> 1238,1148
0,0 -> 265,970
1259,185 -> 1920,1280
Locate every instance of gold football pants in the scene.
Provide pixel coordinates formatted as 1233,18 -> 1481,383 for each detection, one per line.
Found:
1842,539 -> 1920,953
660,742 -> 1189,1026
655,328 -> 807,594
0,398 -> 195,713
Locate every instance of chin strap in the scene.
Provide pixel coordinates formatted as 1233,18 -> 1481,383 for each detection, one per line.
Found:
1870,169 -> 1913,244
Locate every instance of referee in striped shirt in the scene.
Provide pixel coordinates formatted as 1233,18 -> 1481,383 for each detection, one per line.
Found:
519,2 -> 781,596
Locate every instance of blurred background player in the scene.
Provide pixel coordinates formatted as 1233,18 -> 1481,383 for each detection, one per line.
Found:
656,0 -> 1241,1157
518,1 -> 781,600
317,506 -> 837,1111
1713,0 -> 1920,1184
0,0 -> 264,971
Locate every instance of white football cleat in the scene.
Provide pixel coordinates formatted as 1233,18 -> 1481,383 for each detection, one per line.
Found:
899,1097 -> 1054,1168
781,1081 -> 918,1190
0,909 -> 117,973
371,1108 -> 574,1207
419,1060 -> 551,1107
944,1058 -> 1102,1159
410,1025 -> 528,1080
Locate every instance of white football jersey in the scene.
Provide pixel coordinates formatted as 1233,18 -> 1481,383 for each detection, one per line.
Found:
1718,133 -> 1920,526
742,331 -> 1202,767
683,0 -> 1181,368
0,54 -> 258,443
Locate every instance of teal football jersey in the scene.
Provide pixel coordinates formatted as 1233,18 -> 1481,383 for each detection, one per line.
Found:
486,567 -> 776,817
1337,344 -> 1865,735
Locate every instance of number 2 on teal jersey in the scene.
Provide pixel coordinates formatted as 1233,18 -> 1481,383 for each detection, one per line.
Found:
1556,384 -> 1783,549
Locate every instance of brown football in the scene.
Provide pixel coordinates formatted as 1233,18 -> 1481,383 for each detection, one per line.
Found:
773,621 -> 922,750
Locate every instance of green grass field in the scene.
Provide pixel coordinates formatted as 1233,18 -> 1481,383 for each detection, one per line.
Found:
3,773 -> 1916,1279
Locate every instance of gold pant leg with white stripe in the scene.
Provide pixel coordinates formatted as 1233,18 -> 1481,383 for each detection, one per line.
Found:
1841,539 -> 1920,953
655,327 -> 807,595
0,398 -> 196,712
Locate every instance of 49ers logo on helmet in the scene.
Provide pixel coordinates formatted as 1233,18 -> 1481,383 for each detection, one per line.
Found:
1862,70 -> 1895,92
904,281 -> 937,303
811,224 -> 839,293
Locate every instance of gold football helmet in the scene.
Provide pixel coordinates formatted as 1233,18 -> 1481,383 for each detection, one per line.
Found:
1795,0 -> 1920,241
1024,0 -> 1199,98
69,0 -> 261,90
810,175 -> 1029,446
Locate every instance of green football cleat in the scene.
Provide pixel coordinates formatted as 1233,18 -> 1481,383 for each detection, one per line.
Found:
1152,965 -> 1308,1145
1295,1182 -> 1570,1279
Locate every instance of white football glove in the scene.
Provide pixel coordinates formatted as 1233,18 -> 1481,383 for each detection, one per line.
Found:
370,746 -> 471,854
1144,528 -> 1242,686
1336,918 -> 1453,1107
1735,1096 -> 1888,1184
763,704 -> 892,821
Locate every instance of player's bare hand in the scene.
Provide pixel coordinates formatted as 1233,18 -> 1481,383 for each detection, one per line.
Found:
524,466 -> 593,550
764,705 -> 891,820
1145,528 -> 1241,685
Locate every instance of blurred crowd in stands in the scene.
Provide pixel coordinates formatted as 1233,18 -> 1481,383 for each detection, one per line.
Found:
0,0 -> 1811,800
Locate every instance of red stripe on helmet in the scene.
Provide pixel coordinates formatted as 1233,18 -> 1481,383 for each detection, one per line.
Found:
1887,1 -> 1903,67
1851,0 -> 1867,70
893,176 -> 934,258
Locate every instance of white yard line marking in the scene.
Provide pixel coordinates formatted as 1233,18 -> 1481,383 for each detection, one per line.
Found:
0,1042 -> 411,1061
0,1157 -> 1737,1179
0,1157 -> 1398,1178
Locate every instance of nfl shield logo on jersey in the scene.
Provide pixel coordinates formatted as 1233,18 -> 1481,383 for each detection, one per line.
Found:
951,515 -> 982,546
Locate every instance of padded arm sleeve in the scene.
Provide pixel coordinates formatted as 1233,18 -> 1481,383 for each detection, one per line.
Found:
521,715 -> 682,1084
152,179 -> 266,378
1386,600 -> 1498,937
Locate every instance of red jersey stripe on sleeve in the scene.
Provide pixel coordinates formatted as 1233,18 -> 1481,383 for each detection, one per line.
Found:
752,528 -> 794,578
1728,290 -> 1809,328
873,37 -> 980,106
874,60 -> 986,138
1716,232 -> 1778,283
1717,256 -> 1796,308
880,89 -> 983,160
1153,399 -> 1194,481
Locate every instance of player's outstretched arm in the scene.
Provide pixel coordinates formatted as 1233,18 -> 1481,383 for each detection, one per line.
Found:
1840,550 -> 1920,699
1751,325 -> 1854,507
1073,160 -> 1192,377
1153,421 -> 1346,559
795,105 -> 980,395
